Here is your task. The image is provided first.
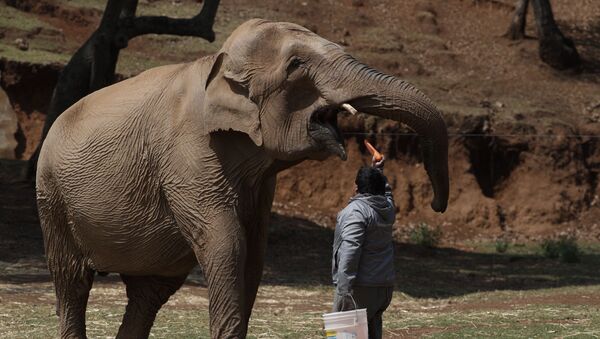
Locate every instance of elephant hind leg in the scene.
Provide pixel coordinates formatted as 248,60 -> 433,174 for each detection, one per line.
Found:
38,194 -> 95,338
116,274 -> 187,339
53,265 -> 95,339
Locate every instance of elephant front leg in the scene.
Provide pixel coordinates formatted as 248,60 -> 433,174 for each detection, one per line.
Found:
243,175 -> 276,322
243,222 -> 267,322
196,210 -> 248,339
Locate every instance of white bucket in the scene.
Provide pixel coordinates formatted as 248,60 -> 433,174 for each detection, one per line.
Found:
322,308 -> 368,339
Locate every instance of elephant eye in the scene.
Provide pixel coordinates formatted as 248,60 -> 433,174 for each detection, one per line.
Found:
287,58 -> 304,74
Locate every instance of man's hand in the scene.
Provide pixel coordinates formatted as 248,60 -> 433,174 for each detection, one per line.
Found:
336,293 -> 357,311
372,155 -> 385,170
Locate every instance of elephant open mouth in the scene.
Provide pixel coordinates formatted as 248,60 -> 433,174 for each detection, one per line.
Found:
308,104 -> 348,160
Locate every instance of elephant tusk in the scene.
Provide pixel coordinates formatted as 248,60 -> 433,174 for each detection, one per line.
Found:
341,103 -> 358,115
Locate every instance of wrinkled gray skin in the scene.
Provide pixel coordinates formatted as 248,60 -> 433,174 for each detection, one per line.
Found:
36,19 -> 449,338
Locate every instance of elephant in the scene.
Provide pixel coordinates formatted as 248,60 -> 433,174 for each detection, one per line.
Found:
36,19 -> 449,338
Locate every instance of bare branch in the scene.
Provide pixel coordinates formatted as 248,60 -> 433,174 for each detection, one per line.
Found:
127,15 -> 215,41
122,0 -> 220,42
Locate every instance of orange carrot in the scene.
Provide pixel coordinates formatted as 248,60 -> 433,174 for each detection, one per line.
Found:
364,140 -> 383,162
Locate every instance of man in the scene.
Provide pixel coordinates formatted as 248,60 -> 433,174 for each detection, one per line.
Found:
332,156 -> 396,339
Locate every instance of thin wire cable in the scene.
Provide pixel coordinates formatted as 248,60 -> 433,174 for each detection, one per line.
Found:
342,132 -> 600,139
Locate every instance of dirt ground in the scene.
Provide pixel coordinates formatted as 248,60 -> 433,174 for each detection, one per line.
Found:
2,176 -> 600,337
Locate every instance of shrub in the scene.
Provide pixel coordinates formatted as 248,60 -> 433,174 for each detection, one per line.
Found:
541,239 -> 560,259
409,223 -> 441,248
541,236 -> 580,263
495,239 -> 509,253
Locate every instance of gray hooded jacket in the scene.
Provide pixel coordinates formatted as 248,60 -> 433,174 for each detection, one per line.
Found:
332,178 -> 396,295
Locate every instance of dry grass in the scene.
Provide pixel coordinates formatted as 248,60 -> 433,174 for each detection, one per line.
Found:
2,241 -> 600,338
1,277 -> 600,338
2,182 -> 600,337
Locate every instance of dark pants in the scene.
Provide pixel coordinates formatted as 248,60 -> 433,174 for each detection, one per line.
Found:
333,286 -> 393,339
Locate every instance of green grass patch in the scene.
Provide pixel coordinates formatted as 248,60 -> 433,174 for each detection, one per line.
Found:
495,238 -> 509,253
2,248 -> 600,338
409,222 -> 442,248
0,1 -> 286,75
55,0 -> 105,11
117,49 -> 171,76
385,304 -> 600,338
3,282 -> 600,338
0,41 -> 70,64
136,1 -> 204,18
541,236 -> 581,263
116,5 -> 285,75
0,4 -> 52,31
385,285 -> 600,338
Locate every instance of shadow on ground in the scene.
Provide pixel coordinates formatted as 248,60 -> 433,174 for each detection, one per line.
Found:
1,179 -> 600,299
265,213 -> 600,298
564,17 -> 600,81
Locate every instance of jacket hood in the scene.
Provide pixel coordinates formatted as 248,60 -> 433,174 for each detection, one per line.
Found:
350,193 -> 395,224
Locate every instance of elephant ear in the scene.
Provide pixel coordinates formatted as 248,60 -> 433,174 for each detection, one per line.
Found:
202,52 -> 263,146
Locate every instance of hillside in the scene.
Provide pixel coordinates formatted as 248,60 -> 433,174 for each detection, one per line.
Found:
1,0 -> 600,241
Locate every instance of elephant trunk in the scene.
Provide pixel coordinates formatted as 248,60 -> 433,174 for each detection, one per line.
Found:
324,56 -> 449,212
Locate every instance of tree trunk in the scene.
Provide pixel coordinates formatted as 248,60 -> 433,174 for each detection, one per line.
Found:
505,0 -> 530,40
27,0 -> 219,179
531,0 -> 580,69
39,0 -> 126,140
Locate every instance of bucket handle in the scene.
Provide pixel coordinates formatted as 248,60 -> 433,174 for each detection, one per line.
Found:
340,294 -> 360,325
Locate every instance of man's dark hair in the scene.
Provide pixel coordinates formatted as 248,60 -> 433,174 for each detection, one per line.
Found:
355,166 -> 386,196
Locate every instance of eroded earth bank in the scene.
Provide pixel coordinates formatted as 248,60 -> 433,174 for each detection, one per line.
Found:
2,0 -> 600,243
2,59 -> 600,244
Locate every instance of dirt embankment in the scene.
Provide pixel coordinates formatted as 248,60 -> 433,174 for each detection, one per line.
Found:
2,0 -> 600,242
275,111 -> 600,243
2,57 -> 600,242
0,59 -> 60,159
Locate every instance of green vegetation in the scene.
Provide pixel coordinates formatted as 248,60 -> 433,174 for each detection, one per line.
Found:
2,281 -> 600,338
385,291 -> 600,338
409,222 -> 442,248
0,1 -> 284,75
136,1 -> 207,18
541,235 -> 581,263
0,41 -> 71,65
0,3 -> 74,65
55,0 -> 106,11
2,237 -> 600,337
494,238 -> 509,253
0,5 -> 52,31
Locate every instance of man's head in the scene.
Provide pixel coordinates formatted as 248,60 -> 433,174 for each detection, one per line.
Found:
355,167 -> 386,196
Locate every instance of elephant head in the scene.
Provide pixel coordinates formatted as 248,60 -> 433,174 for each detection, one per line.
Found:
202,19 -> 449,212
